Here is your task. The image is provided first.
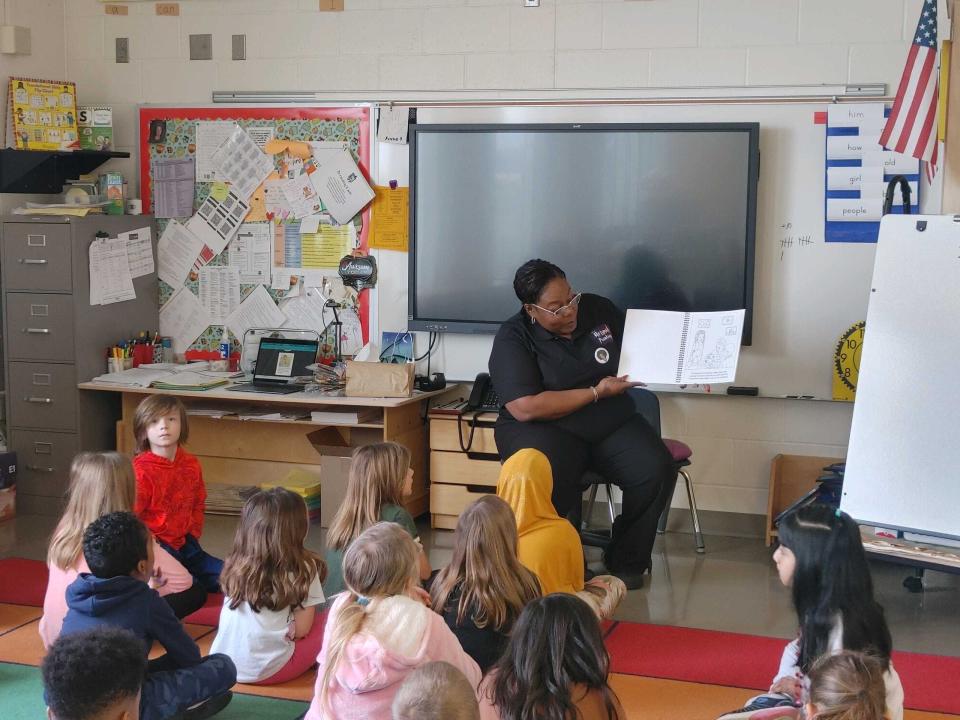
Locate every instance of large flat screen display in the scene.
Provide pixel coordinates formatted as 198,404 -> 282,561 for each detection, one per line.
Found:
409,123 -> 760,344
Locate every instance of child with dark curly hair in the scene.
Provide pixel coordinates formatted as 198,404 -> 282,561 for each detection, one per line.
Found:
42,626 -> 146,720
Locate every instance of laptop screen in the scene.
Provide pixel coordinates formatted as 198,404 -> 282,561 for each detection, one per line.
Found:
254,338 -> 318,383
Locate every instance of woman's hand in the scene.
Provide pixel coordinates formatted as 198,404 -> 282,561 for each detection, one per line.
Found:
769,676 -> 802,700
407,585 -> 432,608
595,375 -> 645,399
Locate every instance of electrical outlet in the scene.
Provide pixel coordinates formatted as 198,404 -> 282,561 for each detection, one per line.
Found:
232,34 -> 246,61
189,34 -> 213,61
115,37 -> 129,63
524,0 -> 540,6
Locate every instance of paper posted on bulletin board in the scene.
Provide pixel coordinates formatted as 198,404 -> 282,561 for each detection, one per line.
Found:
369,185 -> 409,252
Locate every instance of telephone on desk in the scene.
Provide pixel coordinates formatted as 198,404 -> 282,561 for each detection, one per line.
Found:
466,372 -> 501,413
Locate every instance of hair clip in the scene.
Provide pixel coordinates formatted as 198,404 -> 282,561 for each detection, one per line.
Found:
356,595 -> 371,607
835,508 -> 842,518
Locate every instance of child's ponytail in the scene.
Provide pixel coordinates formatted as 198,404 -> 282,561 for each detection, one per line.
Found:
808,651 -> 887,720
318,522 -> 419,712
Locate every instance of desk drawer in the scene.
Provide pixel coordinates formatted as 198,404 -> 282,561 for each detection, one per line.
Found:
430,450 -> 500,488
430,416 -> 497,454
430,482 -> 497,529
2,224 -> 72,291
8,361 -> 77,430
5,293 -> 75,361
8,429 -> 77,498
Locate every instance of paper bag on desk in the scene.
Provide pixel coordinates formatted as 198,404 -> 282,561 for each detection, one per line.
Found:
345,361 -> 414,398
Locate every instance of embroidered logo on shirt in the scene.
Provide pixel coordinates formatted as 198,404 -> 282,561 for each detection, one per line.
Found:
595,347 -> 610,364
591,324 -> 614,346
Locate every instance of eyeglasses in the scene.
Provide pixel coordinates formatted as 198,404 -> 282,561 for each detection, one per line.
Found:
529,292 -> 582,319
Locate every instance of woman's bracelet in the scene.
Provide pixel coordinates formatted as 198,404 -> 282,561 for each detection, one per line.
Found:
590,386 -> 599,403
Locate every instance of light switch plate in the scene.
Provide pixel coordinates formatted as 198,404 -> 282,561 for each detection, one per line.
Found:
115,37 -> 129,63
232,34 -> 246,61
189,34 -> 213,61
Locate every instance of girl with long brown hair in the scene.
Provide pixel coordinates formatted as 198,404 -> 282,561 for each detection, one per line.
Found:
305,522 -> 481,719
324,442 -> 430,597
212,488 -> 327,685
480,594 -> 625,720
40,452 -> 201,648
430,496 -> 541,672
806,652 -> 888,720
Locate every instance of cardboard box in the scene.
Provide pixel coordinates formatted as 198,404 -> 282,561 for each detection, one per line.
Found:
78,106 -> 113,151
345,361 -> 414,398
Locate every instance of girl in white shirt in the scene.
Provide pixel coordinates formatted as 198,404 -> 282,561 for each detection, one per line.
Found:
718,505 -> 903,720
211,488 -> 326,684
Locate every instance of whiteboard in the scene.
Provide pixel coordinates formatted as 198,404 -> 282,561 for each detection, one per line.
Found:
373,102 -> 936,397
842,214 -> 960,541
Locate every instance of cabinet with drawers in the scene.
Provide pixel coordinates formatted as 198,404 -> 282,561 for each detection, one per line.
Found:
1,216 -> 159,514
429,411 -> 501,529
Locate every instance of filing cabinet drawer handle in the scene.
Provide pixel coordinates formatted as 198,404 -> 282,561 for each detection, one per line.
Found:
26,465 -> 54,473
24,328 -> 50,334
18,258 -> 48,265
25,397 -> 53,404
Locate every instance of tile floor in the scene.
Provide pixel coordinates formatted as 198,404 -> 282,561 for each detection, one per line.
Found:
2,513 -> 958,657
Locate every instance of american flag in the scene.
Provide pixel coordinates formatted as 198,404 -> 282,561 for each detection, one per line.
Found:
879,0 -> 939,183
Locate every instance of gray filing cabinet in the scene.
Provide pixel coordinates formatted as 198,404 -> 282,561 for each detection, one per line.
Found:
0,216 -> 159,515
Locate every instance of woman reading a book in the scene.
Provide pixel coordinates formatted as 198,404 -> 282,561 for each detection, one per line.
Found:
487,259 -> 675,590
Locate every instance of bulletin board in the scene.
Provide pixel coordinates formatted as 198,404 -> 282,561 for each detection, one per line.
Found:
137,105 -> 372,355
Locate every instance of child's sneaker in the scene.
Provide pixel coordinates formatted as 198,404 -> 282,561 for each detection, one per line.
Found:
716,693 -> 799,720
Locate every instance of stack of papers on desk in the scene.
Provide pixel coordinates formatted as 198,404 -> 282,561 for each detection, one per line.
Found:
311,408 -> 382,425
185,406 -> 238,419
91,368 -> 177,387
151,371 -> 229,391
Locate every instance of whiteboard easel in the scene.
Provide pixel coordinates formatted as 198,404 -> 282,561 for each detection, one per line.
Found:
842,214 -> 960,541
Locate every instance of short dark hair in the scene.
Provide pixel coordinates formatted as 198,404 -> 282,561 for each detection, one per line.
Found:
512,259 -> 566,305
42,626 -> 146,720
133,394 -> 189,453
82,511 -> 149,579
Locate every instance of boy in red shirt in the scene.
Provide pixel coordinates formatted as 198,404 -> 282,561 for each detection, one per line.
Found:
133,394 -> 223,593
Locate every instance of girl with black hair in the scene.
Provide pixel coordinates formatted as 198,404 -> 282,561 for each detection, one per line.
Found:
717,504 -> 903,720
480,593 -> 625,720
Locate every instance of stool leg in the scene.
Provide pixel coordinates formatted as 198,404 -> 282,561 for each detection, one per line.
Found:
605,484 -> 616,526
583,483 -> 600,532
680,468 -> 705,553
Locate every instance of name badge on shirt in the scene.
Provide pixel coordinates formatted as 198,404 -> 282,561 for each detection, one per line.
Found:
591,324 -> 614,346
595,347 -> 610,364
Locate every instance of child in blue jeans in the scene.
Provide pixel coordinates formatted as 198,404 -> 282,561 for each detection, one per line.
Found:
61,511 -> 236,720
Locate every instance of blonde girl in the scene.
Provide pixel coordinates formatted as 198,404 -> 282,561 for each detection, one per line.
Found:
806,652 -> 888,720
40,452 -> 200,648
306,522 -> 481,719
324,442 -> 430,597
211,488 -> 327,684
430,496 -> 541,672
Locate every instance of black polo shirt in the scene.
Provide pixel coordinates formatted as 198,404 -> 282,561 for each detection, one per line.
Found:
488,293 -> 636,442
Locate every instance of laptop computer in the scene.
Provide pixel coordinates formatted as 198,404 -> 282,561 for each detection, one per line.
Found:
227,337 -> 318,395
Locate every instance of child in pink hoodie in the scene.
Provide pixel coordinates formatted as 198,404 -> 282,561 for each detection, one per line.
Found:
305,522 -> 481,720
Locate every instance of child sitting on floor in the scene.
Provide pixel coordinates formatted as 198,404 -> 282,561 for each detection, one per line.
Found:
42,626 -> 146,720
133,394 -> 223,593
323,442 -> 431,597
806,651 -> 888,720
392,661 -> 481,720
717,505 -> 903,720
479,593 -> 625,720
306,522 -> 481,719
212,488 -> 327,685
61,511 -> 236,720
430,496 -> 541,672
41,451 -> 204,648
497,449 -> 626,620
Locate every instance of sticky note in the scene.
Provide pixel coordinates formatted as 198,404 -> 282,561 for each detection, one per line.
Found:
210,182 -> 229,202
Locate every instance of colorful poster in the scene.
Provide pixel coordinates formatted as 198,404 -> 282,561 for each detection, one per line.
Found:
7,78 -> 79,150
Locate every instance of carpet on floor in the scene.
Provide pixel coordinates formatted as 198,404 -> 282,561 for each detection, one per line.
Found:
605,621 -> 960,716
0,558 -> 48,606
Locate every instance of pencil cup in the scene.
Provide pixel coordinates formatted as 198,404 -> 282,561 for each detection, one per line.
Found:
107,358 -> 132,374
132,344 -> 153,368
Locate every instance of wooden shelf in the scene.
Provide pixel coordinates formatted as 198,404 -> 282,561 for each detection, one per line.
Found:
0,149 -> 130,193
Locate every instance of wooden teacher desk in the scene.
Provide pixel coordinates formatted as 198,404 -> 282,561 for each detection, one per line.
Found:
78,382 -> 459,523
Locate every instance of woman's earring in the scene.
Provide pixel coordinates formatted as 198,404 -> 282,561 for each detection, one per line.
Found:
530,315 -> 536,325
